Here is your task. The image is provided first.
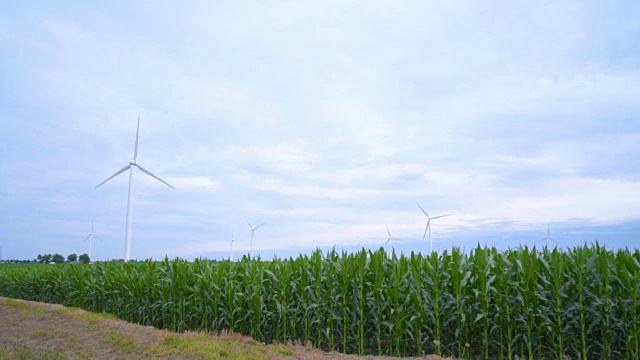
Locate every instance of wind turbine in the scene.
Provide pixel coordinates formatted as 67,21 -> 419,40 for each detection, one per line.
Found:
230,230 -> 238,261
246,220 -> 264,259
538,224 -> 556,249
416,203 -> 452,253
96,117 -> 174,262
385,226 -> 398,258
83,221 -> 102,259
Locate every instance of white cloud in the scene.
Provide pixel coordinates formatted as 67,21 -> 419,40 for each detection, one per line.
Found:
251,178 -> 383,200
168,176 -> 221,191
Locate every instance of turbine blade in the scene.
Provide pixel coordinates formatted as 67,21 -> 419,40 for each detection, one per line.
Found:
134,116 -> 140,161
255,223 -> 265,230
136,164 -> 175,189
431,214 -> 452,220
416,202 -> 429,217
384,239 -> 391,245
422,223 -> 429,240
84,235 -> 91,241
246,219 -> 253,228
386,225 -> 391,237
95,165 -> 131,188
94,235 -> 102,241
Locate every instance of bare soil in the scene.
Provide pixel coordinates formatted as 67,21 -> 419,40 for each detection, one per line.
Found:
0,297 -> 452,360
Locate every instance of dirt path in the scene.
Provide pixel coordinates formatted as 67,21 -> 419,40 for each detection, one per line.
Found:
0,297 -> 451,360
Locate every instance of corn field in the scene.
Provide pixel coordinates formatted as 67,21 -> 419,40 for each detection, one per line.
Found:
1,244 -> 638,359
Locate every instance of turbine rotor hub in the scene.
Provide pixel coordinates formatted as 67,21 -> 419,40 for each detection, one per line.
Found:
129,160 -> 136,166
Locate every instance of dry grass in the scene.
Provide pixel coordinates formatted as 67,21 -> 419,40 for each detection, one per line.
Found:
0,296 -> 454,360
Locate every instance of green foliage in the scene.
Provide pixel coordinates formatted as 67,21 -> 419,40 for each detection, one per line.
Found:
78,254 -> 90,264
67,253 -> 78,263
1,245 -> 639,359
51,254 -> 65,264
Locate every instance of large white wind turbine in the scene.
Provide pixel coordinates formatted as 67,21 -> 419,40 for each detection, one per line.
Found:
96,117 -> 174,262
246,220 -> 264,259
83,221 -> 102,259
416,203 -> 452,254
230,230 -> 238,261
385,225 -> 398,258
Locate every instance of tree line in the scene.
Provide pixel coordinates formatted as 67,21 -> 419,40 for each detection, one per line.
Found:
36,253 -> 90,264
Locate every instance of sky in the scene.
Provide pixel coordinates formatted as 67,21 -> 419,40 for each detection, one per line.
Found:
1,1 -> 639,261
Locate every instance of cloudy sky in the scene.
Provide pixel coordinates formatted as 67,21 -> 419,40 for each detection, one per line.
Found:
1,1 -> 639,261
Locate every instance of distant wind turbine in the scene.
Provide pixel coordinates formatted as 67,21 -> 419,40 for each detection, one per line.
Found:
417,203 -> 452,253
385,225 -> 398,258
96,117 -> 174,262
230,230 -> 238,261
538,224 -> 557,249
246,220 -> 264,259
83,221 -> 102,259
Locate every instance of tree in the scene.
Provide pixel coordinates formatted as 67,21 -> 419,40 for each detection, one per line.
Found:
79,254 -> 90,264
67,253 -> 77,263
39,254 -> 52,264
52,254 -> 65,264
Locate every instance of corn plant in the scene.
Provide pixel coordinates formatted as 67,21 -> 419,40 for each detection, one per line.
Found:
1,245 -> 639,359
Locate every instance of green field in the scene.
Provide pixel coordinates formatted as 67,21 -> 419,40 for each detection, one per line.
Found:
1,244 -> 638,359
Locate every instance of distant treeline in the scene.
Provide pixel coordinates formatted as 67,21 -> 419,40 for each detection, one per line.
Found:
0,259 -> 38,264
0,253 -> 90,264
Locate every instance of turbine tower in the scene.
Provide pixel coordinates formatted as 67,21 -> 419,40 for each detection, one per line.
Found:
96,117 -> 174,262
416,203 -> 452,253
246,219 -> 264,259
83,221 -> 102,259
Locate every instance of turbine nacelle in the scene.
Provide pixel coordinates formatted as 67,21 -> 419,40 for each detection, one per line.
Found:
130,160 -> 137,166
